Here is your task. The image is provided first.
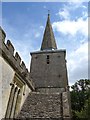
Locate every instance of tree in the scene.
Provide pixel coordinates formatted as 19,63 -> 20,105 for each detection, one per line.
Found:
70,79 -> 90,119
75,97 -> 90,119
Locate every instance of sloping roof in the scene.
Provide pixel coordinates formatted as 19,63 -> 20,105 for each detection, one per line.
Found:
17,92 -> 62,118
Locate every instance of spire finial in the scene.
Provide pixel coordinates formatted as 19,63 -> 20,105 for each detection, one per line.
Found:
48,10 -> 50,16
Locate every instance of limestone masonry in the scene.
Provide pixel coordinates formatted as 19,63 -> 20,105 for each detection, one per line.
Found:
0,13 -> 71,120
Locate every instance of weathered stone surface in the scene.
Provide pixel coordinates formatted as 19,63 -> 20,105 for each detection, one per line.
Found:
6,40 -> 14,55
0,26 -> 6,42
0,56 -> 15,118
15,52 -> 21,65
62,92 -> 71,117
30,51 -> 67,89
41,14 -> 57,50
0,27 -> 34,119
0,28 -> 35,91
36,87 -> 65,93
18,92 -> 62,118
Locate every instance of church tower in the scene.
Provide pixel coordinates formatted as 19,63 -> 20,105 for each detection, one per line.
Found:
18,13 -> 71,119
30,13 -> 68,92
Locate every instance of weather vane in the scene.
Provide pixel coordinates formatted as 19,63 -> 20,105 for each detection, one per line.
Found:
48,10 -> 50,16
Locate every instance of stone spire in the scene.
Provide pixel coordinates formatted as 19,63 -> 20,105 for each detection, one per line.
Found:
41,13 -> 57,50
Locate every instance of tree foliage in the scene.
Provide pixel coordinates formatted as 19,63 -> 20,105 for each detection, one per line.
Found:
70,79 -> 90,119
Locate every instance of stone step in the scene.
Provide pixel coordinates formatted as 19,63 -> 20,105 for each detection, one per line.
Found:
17,92 -> 63,119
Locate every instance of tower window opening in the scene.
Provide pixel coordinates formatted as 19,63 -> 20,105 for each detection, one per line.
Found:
47,55 -> 50,64
47,55 -> 49,59
47,61 -> 49,64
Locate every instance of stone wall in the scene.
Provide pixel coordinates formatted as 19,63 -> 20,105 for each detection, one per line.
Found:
0,26 -> 35,119
18,91 -> 71,119
0,26 -> 34,90
30,50 -> 68,89
36,87 -> 65,93
62,91 -> 71,118
0,56 -> 2,119
0,56 -> 15,119
18,92 -> 62,119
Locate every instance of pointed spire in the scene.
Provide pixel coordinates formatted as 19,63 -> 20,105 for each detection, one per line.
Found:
41,12 -> 57,50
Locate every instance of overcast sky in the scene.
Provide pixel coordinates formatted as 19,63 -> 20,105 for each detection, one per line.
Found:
1,1 -> 89,86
